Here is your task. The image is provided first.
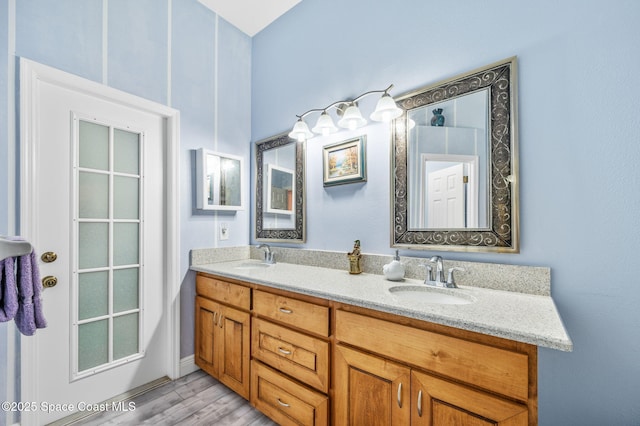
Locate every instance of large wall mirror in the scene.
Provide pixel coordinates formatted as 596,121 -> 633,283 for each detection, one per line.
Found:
256,132 -> 305,242
392,57 -> 519,252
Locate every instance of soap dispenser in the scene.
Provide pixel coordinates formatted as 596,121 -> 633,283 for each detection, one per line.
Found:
383,250 -> 405,281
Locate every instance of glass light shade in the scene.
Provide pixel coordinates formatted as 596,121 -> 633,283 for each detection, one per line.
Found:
370,94 -> 403,122
312,112 -> 338,135
338,105 -> 367,130
288,119 -> 313,141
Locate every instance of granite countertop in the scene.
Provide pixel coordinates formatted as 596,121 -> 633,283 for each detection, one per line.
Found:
191,259 -> 573,352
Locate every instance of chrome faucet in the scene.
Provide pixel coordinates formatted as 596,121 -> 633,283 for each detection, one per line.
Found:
421,256 -> 464,288
257,244 -> 276,264
429,256 -> 446,285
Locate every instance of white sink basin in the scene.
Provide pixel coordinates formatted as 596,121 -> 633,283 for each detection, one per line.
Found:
234,261 -> 272,270
388,285 -> 474,305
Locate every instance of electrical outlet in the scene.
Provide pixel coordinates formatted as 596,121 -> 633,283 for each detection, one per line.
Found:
219,223 -> 229,240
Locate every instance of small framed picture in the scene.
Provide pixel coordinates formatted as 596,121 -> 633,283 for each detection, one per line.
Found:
322,136 -> 367,186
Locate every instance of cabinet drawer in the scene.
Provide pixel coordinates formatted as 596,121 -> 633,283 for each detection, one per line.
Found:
196,274 -> 250,310
252,318 -> 329,393
335,310 -> 529,402
253,290 -> 329,337
251,361 -> 328,426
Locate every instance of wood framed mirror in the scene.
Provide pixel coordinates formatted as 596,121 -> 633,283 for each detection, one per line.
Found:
392,57 -> 519,252
256,132 -> 306,242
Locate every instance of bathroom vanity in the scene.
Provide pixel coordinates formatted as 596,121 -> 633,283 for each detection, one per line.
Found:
191,252 -> 571,426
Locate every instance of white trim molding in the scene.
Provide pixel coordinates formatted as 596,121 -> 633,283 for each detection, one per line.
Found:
179,355 -> 200,378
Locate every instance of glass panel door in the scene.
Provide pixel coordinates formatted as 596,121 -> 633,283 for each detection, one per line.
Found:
73,118 -> 144,378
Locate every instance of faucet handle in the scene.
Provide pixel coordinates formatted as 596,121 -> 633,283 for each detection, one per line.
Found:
446,267 -> 465,288
266,251 -> 276,264
421,264 -> 433,283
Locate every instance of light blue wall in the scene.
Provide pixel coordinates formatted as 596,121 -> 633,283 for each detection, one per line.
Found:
1,0 -> 251,411
252,0 -> 640,424
171,0 -> 252,357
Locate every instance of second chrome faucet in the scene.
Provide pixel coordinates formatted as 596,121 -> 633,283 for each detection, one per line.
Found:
257,244 -> 276,264
422,256 -> 464,288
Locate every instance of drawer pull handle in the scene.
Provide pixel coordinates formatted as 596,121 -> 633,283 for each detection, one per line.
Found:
212,312 -> 218,325
278,307 -> 293,314
218,315 -> 224,328
417,390 -> 423,417
278,347 -> 292,355
277,398 -> 290,408
397,383 -> 403,408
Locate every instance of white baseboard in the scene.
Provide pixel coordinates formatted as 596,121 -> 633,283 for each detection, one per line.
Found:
179,355 -> 200,377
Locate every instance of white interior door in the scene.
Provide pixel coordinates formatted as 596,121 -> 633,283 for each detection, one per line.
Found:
427,163 -> 465,228
19,60 -> 180,425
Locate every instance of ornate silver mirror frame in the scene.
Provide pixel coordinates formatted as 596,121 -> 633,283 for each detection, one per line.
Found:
256,132 -> 306,242
392,57 -> 519,252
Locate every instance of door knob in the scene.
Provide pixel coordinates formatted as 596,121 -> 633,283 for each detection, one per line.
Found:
42,276 -> 58,288
41,252 -> 58,263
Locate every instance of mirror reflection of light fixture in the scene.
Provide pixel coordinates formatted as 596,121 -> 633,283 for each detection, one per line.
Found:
288,84 -> 402,141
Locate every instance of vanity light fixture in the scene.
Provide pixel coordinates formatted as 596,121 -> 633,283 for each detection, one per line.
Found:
288,84 -> 403,142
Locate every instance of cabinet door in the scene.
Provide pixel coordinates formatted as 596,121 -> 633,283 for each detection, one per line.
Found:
195,296 -> 221,378
218,304 -> 251,399
334,345 -> 410,426
411,370 -> 528,426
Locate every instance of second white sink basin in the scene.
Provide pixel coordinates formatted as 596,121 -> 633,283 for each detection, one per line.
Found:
388,285 -> 475,305
234,261 -> 272,270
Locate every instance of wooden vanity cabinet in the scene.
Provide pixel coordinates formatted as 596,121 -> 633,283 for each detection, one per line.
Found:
251,290 -> 330,425
195,275 -> 251,399
194,272 -> 537,425
334,309 -> 535,426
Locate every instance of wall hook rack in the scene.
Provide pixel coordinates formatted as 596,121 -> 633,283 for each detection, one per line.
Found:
0,237 -> 33,261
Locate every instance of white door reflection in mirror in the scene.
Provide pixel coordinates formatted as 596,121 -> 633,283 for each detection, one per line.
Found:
427,162 -> 464,228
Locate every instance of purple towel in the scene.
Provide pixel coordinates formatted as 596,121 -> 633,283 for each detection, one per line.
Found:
0,257 -> 19,322
15,250 -> 47,335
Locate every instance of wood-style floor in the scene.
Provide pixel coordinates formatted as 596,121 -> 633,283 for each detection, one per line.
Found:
63,370 -> 277,426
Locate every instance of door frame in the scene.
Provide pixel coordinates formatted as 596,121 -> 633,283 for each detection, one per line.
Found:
18,58 -> 181,426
